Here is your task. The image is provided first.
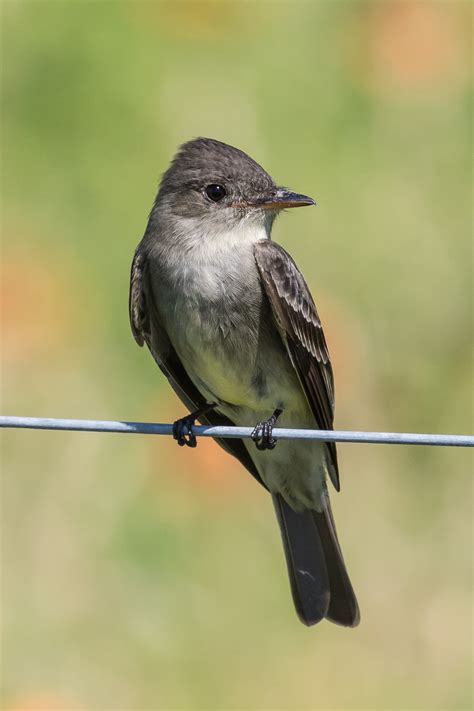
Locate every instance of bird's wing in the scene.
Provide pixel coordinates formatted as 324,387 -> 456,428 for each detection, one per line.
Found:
254,239 -> 340,490
129,246 -> 264,487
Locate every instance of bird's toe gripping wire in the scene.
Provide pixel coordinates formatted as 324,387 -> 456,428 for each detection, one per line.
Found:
251,409 -> 282,451
173,414 -> 198,447
172,403 -> 216,448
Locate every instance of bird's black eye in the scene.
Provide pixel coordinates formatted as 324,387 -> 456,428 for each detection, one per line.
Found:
205,184 -> 226,202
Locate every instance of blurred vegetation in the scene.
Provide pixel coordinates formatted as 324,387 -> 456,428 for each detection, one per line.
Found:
1,1 -> 472,709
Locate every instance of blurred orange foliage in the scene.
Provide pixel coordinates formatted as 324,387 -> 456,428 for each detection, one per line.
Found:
352,0 -> 467,94
1,244 -> 74,365
5,693 -> 80,711
145,392 -> 255,501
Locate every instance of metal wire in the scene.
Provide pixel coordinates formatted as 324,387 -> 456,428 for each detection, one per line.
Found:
0,415 -> 472,447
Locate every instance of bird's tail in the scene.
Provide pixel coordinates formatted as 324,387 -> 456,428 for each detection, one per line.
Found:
272,493 -> 360,627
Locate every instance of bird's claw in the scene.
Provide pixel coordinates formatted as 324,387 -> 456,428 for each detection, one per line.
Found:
173,415 -> 197,448
251,419 -> 278,451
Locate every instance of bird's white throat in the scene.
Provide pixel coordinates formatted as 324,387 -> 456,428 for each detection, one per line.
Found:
172,212 -> 272,255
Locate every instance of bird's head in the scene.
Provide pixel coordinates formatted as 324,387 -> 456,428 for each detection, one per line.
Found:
152,138 -> 315,241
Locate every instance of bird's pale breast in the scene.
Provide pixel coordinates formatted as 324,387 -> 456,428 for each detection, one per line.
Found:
149,237 -> 305,414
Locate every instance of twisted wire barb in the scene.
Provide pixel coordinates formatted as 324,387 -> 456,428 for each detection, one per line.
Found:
0,416 -> 472,447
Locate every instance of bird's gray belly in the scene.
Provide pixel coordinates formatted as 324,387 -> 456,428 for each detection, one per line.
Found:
161,274 -> 302,413
175,300 -> 298,411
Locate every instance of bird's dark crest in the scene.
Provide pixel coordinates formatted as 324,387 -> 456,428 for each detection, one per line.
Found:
159,137 -> 275,197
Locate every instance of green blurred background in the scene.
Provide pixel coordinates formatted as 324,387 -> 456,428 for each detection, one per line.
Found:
1,1 -> 472,709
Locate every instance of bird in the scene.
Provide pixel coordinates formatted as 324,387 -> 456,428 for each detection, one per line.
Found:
129,137 -> 360,627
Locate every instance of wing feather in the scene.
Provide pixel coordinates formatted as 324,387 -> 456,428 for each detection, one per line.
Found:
254,239 -> 340,490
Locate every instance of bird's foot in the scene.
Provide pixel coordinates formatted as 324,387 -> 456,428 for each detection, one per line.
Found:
173,414 -> 198,448
172,403 -> 216,448
251,409 -> 282,451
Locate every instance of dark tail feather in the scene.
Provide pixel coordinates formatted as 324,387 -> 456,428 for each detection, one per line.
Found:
272,493 -> 360,627
313,501 -> 360,627
272,493 -> 330,625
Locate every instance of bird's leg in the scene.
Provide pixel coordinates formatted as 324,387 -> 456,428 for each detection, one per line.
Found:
173,403 -> 216,448
251,408 -> 282,451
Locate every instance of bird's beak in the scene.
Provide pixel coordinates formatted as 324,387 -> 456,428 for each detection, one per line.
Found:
252,187 -> 316,210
